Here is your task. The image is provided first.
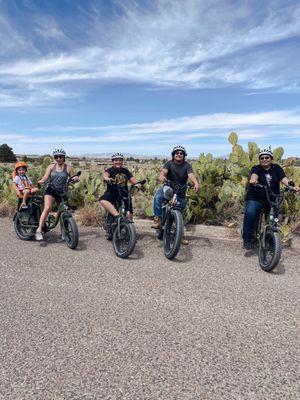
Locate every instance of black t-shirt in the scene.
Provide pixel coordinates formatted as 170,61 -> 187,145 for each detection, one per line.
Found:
105,167 -> 133,196
163,160 -> 193,196
246,164 -> 286,202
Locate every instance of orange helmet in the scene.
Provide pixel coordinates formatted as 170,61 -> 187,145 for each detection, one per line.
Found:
15,161 -> 27,171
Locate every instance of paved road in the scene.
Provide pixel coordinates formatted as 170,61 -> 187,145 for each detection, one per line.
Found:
0,217 -> 299,400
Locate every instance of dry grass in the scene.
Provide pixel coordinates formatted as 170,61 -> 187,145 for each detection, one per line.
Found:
0,199 -> 15,217
75,204 -> 104,227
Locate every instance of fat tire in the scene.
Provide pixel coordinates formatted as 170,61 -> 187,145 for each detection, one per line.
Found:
14,213 -> 35,240
113,220 -> 136,258
258,230 -> 282,272
163,209 -> 184,259
61,215 -> 79,249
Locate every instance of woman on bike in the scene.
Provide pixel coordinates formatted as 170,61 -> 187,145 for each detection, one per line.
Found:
35,148 -> 77,241
99,152 -> 141,221
152,145 -> 199,245
242,147 -> 299,250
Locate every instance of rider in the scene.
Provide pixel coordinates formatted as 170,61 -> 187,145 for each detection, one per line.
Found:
152,145 -> 200,245
242,147 -> 299,250
100,152 -> 141,221
12,162 -> 39,209
35,148 -> 77,241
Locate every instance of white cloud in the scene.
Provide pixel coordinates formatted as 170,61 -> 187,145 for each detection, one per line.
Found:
2,109 -> 299,156
0,0 -> 299,106
34,109 -> 300,135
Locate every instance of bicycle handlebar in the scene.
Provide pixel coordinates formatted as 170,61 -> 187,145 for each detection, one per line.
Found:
253,182 -> 296,206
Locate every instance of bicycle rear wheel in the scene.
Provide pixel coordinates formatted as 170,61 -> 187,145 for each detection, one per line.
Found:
61,215 -> 79,249
113,220 -> 136,258
163,209 -> 184,259
258,229 -> 282,272
14,212 -> 35,240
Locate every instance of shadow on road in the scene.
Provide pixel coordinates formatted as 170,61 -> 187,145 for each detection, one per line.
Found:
127,246 -> 144,261
270,262 -> 285,275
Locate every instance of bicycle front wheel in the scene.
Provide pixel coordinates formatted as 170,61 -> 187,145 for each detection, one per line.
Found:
113,220 -> 136,258
163,209 -> 184,259
258,229 -> 282,272
61,215 -> 79,249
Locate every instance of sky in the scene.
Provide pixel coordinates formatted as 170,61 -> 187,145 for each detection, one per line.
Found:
0,0 -> 300,157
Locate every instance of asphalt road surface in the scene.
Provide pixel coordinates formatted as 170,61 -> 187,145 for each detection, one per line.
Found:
0,217 -> 299,400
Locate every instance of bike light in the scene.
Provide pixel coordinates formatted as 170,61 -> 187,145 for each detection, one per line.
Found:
163,186 -> 174,201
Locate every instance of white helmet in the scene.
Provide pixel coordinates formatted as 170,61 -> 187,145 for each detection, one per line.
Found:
111,152 -> 125,160
53,148 -> 66,157
172,145 -> 187,156
259,147 -> 273,159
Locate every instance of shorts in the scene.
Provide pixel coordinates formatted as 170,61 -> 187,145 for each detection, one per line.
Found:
100,191 -> 133,213
44,186 -> 66,203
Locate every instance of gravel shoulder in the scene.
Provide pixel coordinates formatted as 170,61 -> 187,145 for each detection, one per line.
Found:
0,217 -> 299,400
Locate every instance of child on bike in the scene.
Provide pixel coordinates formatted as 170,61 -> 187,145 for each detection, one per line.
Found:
12,162 -> 39,209
100,152 -> 141,221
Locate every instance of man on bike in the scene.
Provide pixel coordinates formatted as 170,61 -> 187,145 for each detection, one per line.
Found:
152,145 -> 199,245
100,152 -> 141,221
243,147 -> 299,250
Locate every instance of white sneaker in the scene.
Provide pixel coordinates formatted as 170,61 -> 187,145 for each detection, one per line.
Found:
35,231 -> 43,241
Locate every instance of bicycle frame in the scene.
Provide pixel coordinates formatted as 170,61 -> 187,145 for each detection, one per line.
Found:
160,180 -> 189,227
15,172 -> 80,232
257,205 -> 279,249
255,184 -> 291,248
105,179 -> 145,239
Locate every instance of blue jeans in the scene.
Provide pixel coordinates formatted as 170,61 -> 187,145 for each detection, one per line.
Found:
153,187 -> 186,218
242,200 -> 269,243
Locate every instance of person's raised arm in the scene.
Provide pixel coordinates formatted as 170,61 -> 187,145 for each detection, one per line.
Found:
158,168 -> 168,183
188,172 -> 199,192
67,164 -> 75,178
103,170 -> 113,183
249,173 -> 258,185
281,177 -> 299,192
38,165 -> 52,184
129,176 -> 139,185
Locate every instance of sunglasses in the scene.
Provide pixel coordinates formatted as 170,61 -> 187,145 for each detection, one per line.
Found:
259,156 -> 271,161
54,155 -> 64,159
175,151 -> 184,155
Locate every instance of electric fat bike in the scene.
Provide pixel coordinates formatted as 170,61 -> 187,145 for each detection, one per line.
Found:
13,172 -> 81,249
155,180 -> 190,260
103,179 -> 146,258
254,183 -> 297,272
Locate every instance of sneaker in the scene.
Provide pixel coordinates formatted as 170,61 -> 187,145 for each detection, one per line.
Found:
181,237 -> 189,245
20,204 -> 28,211
151,217 -> 162,229
243,241 -> 252,250
35,230 -> 43,241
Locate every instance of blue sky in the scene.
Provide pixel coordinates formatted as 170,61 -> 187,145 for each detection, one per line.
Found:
0,0 -> 299,157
